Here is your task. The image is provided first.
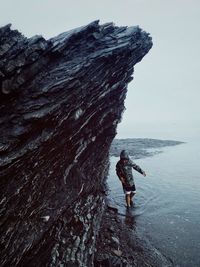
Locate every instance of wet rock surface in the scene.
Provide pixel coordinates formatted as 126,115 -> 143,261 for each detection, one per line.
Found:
0,21 -> 152,266
95,203 -> 172,267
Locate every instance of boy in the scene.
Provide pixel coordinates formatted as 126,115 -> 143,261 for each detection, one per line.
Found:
116,150 -> 146,208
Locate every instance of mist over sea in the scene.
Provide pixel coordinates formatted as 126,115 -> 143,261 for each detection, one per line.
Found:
109,124 -> 200,267
117,121 -> 200,143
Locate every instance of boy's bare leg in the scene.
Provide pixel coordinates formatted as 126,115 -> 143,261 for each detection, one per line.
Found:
130,192 -> 135,206
125,194 -> 131,207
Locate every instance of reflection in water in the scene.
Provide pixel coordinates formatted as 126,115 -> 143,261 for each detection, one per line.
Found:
123,208 -> 136,230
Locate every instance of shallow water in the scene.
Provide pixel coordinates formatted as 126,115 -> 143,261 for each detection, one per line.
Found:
108,140 -> 200,267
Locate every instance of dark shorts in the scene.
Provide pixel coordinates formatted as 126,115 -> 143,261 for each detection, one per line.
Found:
123,184 -> 136,195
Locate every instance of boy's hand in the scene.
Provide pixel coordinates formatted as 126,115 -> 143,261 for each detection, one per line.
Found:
143,171 -> 146,177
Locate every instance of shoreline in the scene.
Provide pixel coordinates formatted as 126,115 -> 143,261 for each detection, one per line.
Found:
94,197 -> 173,267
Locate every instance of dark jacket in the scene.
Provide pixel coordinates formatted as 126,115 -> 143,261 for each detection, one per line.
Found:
116,159 -> 144,186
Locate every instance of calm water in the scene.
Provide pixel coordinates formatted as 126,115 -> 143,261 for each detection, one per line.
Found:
108,139 -> 200,267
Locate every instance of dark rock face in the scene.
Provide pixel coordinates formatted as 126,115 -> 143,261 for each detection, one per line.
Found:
0,21 -> 152,266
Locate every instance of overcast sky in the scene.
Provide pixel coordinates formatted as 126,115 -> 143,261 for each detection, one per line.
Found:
1,0 -> 200,140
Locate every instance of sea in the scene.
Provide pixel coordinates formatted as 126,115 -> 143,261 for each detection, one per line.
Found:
108,134 -> 200,267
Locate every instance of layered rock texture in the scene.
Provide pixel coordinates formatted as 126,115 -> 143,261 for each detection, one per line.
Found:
0,21 -> 152,266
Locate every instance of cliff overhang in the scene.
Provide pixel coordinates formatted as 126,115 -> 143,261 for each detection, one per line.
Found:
0,21 -> 152,266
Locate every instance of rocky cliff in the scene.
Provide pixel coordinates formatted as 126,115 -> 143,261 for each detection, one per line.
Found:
0,21 -> 152,266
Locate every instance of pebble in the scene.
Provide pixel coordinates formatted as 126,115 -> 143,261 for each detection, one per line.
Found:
111,236 -> 120,245
112,249 -> 122,257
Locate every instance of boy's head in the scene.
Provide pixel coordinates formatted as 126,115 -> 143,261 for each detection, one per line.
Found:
120,150 -> 129,161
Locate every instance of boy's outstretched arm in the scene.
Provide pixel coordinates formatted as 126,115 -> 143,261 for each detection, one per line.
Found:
130,161 -> 146,176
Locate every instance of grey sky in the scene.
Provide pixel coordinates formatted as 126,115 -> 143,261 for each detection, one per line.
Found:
1,0 -> 200,140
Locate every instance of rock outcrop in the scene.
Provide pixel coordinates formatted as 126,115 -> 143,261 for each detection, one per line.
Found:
0,21 -> 152,266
